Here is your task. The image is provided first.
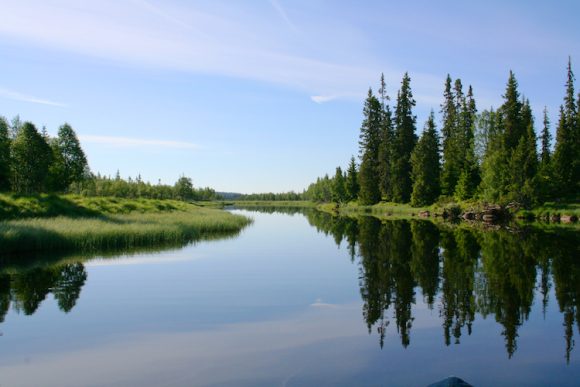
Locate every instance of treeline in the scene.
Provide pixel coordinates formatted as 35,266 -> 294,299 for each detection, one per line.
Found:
0,116 -> 218,201
305,59 -> 580,207
236,191 -> 303,201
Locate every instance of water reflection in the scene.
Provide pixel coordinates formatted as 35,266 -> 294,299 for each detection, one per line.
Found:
0,263 -> 86,320
304,211 -> 580,362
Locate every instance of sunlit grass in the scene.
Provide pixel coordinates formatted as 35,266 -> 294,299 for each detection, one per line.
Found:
0,196 -> 252,254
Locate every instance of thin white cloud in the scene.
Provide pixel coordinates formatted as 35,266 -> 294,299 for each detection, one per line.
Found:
0,87 -> 67,107
269,0 -> 298,32
311,95 -> 339,104
0,1 -> 381,102
80,135 -> 199,149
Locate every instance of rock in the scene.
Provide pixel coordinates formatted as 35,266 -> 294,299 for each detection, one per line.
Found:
462,212 -> 475,220
561,215 -> 578,223
550,214 -> 561,222
418,210 -> 430,218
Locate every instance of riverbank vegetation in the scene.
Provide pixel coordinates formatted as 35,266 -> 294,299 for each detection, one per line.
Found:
304,59 -> 579,216
0,197 -> 251,255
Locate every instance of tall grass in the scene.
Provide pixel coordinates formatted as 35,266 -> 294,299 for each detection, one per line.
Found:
0,205 -> 251,255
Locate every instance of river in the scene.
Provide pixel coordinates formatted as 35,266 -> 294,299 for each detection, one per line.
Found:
0,208 -> 579,386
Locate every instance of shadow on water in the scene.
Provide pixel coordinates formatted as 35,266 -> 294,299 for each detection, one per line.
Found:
0,227 -> 244,323
243,206 -> 580,363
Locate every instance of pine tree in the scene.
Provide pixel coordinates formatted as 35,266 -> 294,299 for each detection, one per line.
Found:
440,75 -> 458,195
0,117 -> 11,191
552,58 -> 578,198
358,89 -> 382,205
507,99 -> 538,206
345,156 -> 359,202
10,122 -> 52,194
391,73 -> 417,203
454,85 -> 479,200
537,107 -> 553,201
377,74 -> 395,200
502,71 -> 525,151
332,166 -> 347,202
540,107 -> 552,165
410,112 -> 441,206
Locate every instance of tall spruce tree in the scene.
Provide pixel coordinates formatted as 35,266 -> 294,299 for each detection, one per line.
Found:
540,107 -> 552,165
537,107 -> 553,200
377,74 -> 395,200
346,156 -> 359,202
440,75 -> 459,195
358,89 -> 382,204
507,99 -> 538,205
454,85 -> 479,200
552,58 -> 578,198
10,122 -> 52,194
0,117 -> 11,191
332,166 -> 347,202
391,73 -> 417,203
410,112 -> 441,206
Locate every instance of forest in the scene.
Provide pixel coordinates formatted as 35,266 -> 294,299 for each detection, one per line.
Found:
304,59 -> 579,208
0,117 -> 218,201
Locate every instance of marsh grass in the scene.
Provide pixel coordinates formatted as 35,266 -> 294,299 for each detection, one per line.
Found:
0,197 -> 251,255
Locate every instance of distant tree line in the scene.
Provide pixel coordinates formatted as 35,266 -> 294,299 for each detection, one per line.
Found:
305,59 -> 580,207
0,117 -> 218,201
236,191 -> 303,201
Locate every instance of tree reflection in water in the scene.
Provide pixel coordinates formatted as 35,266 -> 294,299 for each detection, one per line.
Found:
305,210 -> 580,362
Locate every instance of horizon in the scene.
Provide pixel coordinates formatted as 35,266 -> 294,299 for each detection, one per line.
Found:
1,0 -> 579,194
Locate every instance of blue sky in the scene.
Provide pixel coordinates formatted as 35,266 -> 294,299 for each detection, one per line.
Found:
1,0 -> 579,193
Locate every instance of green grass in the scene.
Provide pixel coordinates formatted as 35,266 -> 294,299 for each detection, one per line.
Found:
0,194 -> 252,255
515,202 -> 580,219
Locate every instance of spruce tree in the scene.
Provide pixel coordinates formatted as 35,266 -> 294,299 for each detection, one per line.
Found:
345,156 -> 359,202
552,58 -> 578,198
0,117 -> 10,191
454,85 -> 479,200
537,107 -> 553,200
10,122 -> 52,194
332,166 -> 347,202
358,89 -> 382,205
391,73 -> 417,203
410,112 -> 441,206
440,75 -> 458,195
377,74 -> 394,200
540,107 -> 552,165
507,100 -> 538,206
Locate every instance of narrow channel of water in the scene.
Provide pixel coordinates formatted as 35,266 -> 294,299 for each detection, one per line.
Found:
0,209 -> 578,386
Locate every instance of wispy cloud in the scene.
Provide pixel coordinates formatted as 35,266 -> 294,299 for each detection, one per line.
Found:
79,135 -> 199,149
0,1 -> 381,102
0,87 -> 67,107
268,0 -> 298,32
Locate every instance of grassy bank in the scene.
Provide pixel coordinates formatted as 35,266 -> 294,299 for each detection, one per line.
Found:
0,194 -> 251,255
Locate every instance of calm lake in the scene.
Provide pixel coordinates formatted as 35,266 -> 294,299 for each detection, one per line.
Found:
0,208 -> 579,386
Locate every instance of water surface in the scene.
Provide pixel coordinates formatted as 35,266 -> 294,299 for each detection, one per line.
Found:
0,209 -> 579,386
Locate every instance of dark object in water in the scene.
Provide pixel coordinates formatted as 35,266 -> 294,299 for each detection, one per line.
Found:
427,376 -> 473,387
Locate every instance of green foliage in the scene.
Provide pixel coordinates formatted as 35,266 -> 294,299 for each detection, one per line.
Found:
552,58 -> 579,199
410,112 -> 440,206
10,122 -> 52,194
378,74 -> 395,200
0,117 -> 10,191
174,176 -> 194,201
358,89 -> 383,205
391,73 -> 417,203
332,166 -> 347,202
345,156 -> 359,201
48,123 -> 88,192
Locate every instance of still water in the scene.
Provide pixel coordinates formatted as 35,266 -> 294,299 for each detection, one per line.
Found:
0,208 -> 579,386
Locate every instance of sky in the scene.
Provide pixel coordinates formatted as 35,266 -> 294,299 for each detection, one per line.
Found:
1,0 -> 579,194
